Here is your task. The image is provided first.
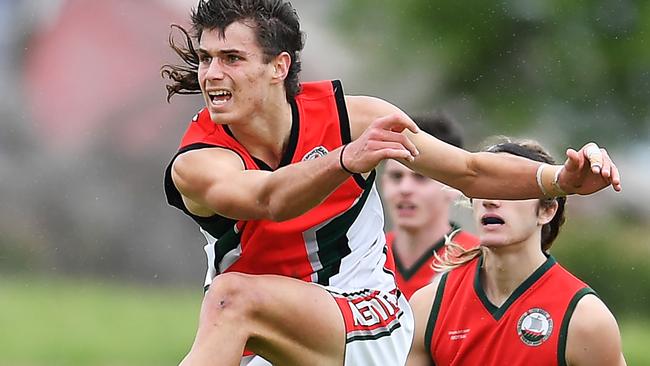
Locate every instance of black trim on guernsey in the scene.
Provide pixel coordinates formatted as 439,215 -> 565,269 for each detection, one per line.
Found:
346,316 -> 404,343
474,255 -> 557,321
332,79 -> 367,189
381,243 -> 399,280
314,170 -> 377,285
425,271 -> 448,366
557,287 -> 597,366
393,223 -> 461,281
223,99 -> 300,171
164,143 -> 238,238
212,222 -> 245,278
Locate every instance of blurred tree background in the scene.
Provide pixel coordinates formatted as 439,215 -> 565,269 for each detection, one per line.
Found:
336,0 -> 649,146
0,0 -> 648,365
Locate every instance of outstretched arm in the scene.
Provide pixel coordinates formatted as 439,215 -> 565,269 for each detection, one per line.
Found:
171,116 -> 419,222
345,96 -> 621,199
565,294 -> 626,366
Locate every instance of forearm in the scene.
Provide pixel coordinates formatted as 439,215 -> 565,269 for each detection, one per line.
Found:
410,149 -> 553,200
260,146 -> 351,221
459,152 -> 552,199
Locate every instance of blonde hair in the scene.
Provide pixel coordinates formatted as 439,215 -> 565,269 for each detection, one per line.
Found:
433,228 -> 483,272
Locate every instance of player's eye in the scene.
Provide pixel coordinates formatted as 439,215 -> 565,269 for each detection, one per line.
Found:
226,54 -> 242,63
412,173 -> 428,182
388,172 -> 403,182
199,54 -> 212,65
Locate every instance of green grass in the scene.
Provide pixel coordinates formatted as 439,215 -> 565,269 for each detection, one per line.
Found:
621,317 -> 650,365
0,275 -> 648,365
0,275 -> 201,366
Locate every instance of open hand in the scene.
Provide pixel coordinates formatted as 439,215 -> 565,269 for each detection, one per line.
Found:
559,142 -> 622,195
341,114 -> 420,174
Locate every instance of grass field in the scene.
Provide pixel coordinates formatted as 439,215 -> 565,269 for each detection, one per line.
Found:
1,275 -> 648,365
0,275 -> 200,366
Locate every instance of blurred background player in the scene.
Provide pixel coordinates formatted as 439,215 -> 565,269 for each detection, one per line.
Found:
407,139 -> 626,366
381,112 -> 479,299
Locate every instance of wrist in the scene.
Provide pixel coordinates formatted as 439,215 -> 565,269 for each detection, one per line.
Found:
536,164 -> 567,198
339,144 -> 355,175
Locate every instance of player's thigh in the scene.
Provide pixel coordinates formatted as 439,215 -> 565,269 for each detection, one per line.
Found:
210,273 -> 346,365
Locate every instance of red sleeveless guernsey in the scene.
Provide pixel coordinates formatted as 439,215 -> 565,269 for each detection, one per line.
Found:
385,225 -> 479,299
164,80 -> 395,292
426,255 -> 595,366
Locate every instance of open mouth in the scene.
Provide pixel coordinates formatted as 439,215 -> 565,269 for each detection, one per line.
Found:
397,202 -> 416,210
396,202 -> 417,216
208,90 -> 232,105
481,216 -> 505,226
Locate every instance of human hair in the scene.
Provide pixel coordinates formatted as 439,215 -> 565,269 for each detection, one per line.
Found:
435,138 -> 567,271
411,111 -> 465,148
161,0 -> 305,103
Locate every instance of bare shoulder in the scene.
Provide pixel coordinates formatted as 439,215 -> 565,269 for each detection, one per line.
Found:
344,95 -> 408,139
171,147 -> 245,215
566,293 -> 626,366
172,148 -> 244,188
409,275 -> 442,318
405,274 -> 444,366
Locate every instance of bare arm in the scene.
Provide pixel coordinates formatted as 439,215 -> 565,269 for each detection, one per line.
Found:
565,294 -> 626,366
171,111 -> 419,222
406,279 -> 439,366
171,146 -> 351,221
345,96 -> 621,199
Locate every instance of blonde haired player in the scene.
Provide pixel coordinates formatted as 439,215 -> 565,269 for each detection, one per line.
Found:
407,139 -> 625,366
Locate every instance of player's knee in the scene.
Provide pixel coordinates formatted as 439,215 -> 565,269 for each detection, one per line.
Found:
203,272 -> 259,321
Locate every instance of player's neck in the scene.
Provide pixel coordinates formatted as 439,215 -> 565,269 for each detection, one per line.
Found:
394,219 -> 452,268
227,97 -> 293,169
479,239 -> 547,307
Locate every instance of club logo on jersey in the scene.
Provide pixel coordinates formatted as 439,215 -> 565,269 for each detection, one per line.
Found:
302,146 -> 329,161
517,308 -> 553,346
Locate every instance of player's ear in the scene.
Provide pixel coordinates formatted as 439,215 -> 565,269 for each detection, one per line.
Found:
537,199 -> 558,226
271,52 -> 291,82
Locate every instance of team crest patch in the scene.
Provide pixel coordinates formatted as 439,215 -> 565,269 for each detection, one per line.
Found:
517,308 -> 553,346
302,146 -> 329,161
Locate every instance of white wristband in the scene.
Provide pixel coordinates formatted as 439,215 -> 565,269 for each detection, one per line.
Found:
551,166 -> 567,197
536,164 -> 551,197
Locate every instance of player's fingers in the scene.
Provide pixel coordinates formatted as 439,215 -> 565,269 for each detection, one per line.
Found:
385,130 -> 419,158
374,113 -> 420,134
371,129 -> 419,158
609,162 -> 622,192
599,149 -> 612,179
583,143 -> 603,174
367,140 -> 409,153
379,148 -> 417,162
564,148 -> 582,172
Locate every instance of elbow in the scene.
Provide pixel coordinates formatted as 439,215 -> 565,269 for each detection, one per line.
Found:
456,155 -> 483,198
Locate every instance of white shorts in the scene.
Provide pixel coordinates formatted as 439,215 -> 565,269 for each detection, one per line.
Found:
240,355 -> 271,366
241,287 -> 414,366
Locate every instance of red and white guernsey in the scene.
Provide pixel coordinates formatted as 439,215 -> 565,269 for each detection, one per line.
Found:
426,255 -> 595,366
164,80 -> 395,292
385,226 -> 479,299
